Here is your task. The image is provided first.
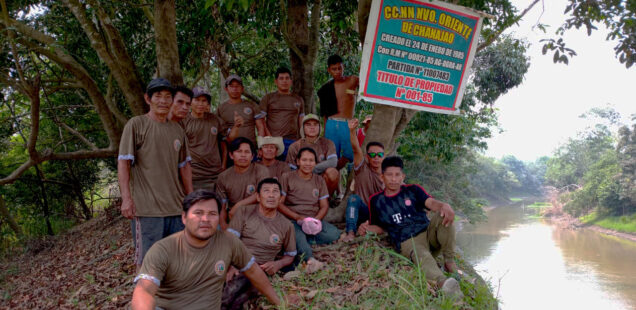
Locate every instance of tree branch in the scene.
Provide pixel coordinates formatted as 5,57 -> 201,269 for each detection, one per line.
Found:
55,121 -> 98,150
476,0 -> 540,53
307,0 -> 321,60
279,0 -> 307,63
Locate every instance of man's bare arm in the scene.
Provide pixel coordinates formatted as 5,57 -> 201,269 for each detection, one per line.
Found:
348,119 -> 363,167
243,264 -> 281,306
424,198 -> 455,227
131,279 -> 158,310
255,118 -> 266,137
220,204 -> 229,230
117,160 -> 135,219
315,198 -> 329,220
179,162 -> 193,194
228,194 -> 257,219
277,201 -> 303,222
260,255 -> 294,276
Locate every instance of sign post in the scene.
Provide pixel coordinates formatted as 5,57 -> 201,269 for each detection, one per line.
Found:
359,0 -> 485,115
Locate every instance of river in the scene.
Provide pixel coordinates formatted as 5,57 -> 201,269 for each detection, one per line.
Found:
457,204 -> 636,310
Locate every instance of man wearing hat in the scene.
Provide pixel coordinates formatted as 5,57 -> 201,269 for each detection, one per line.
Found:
180,86 -> 229,191
260,67 -> 305,159
118,77 -> 194,270
217,74 -> 266,145
256,136 -> 291,180
285,114 -> 340,196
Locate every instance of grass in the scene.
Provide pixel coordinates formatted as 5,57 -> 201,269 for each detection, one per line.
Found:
527,202 -> 552,209
509,198 -> 523,202
579,211 -> 636,234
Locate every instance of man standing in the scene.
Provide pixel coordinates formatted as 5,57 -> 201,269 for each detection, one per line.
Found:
118,78 -> 193,270
317,55 -> 359,168
285,114 -> 339,196
358,156 -> 462,297
260,67 -> 305,159
222,178 -> 296,309
168,85 -> 193,122
131,189 -> 281,310
182,86 -> 227,191
217,137 -> 270,228
257,136 -> 291,180
217,75 -> 266,145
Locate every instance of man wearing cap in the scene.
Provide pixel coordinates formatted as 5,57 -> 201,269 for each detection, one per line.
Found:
118,77 -> 194,270
285,114 -> 339,196
279,147 -> 340,273
256,136 -> 291,180
180,86 -> 229,191
222,178 -> 296,309
168,85 -> 193,122
218,137 -> 270,229
260,67 -> 305,159
217,74 -> 266,145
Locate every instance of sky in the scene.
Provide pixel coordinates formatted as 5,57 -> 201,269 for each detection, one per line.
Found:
483,0 -> 636,162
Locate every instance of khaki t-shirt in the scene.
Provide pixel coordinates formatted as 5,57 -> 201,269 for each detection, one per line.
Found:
135,231 -> 254,310
260,92 -> 304,140
216,164 -> 270,207
280,171 -> 329,218
228,204 -> 296,264
118,115 -> 189,217
180,113 -> 225,182
285,137 -> 337,170
257,161 -> 291,181
354,159 -> 385,206
216,100 -> 265,143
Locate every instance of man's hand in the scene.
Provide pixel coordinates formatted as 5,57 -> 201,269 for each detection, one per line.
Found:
439,203 -> 455,227
233,111 -> 244,128
226,266 -> 239,283
121,198 -> 136,219
348,118 -> 359,132
357,221 -> 369,236
259,261 -> 281,276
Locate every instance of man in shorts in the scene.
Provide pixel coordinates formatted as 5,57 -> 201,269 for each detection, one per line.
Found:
130,189 -> 281,309
217,74 -> 266,145
222,178 -> 296,309
256,136 -> 290,180
118,77 -> 193,270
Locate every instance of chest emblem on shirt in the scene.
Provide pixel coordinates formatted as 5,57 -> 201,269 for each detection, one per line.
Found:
405,199 -> 412,206
243,107 -> 252,115
214,260 -> 226,275
211,126 -> 218,135
173,139 -> 181,152
294,101 -> 300,108
269,234 -> 280,245
247,184 -> 256,194
312,188 -> 319,198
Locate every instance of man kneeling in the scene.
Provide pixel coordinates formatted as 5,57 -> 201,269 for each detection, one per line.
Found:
358,156 -> 463,297
131,190 -> 280,310
222,178 -> 296,309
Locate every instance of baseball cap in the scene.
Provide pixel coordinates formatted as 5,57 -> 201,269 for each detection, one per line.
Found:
224,74 -> 243,87
192,86 -> 212,101
301,217 -> 322,235
300,114 -> 321,138
257,136 -> 285,157
146,78 -> 173,95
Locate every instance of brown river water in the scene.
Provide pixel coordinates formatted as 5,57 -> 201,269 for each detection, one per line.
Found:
456,205 -> 636,310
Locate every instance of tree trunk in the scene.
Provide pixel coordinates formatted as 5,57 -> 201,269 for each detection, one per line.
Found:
0,194 -> 22,236
34,165 -> 54,236
66,162 -> 92,220
154,0 -> 183,85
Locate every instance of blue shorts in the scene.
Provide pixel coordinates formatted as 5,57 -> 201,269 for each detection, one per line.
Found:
276,138 -> 296,161
325,118 -> 353,161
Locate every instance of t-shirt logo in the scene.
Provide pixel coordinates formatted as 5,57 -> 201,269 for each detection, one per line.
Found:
269,234 -> 280,245
211,126 -> 218,135
312,188 -> 319,198
243,107 -> 252,115
294,101 -> 300,108
247,184 -> 255,194
173,139 -> 181,152
214,260 -> 226,275
405,199 -> 412,206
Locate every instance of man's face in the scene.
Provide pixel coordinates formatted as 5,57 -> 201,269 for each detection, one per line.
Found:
182,199 -> 219,242
275,73 -> 292,93
191,96 -> 210,115
230,143 -> 253,168
327,63 -> 344,80
297,150 -> 316,174
260,144 -> 278,160
225,81 -> 243,100
145,89 -> 173,115
303,119 -> 320,138
366,145 -> 385,169
171,92 -> 191,120
382,166 -> 405,192
256,183 -> 281,210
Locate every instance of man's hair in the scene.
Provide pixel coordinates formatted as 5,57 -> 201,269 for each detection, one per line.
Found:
381,156 -> 403,173
229,137 -> 255,154
297,147 -> 317,162
173,85 -> 193,100
327,55 -> 343,66
275,67 -> 292,79
183,189 -> 221,213
366,141 -> 385,153
257,178 -> 282,193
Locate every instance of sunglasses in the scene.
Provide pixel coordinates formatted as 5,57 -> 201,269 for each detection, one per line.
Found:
367,152 -> 384,158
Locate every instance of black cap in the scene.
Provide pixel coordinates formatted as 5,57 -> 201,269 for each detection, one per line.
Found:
146,78 -> 173,95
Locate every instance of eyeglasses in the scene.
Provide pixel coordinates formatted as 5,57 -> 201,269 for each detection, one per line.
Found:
367,152 -> 384,158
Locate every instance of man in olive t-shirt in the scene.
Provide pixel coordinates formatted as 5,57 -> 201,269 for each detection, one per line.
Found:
256,136 -> 290,180
217,75 -> 266,144
131,190 -> 280,310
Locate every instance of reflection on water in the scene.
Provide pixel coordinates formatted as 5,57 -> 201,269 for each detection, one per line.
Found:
457,205 -> 636,310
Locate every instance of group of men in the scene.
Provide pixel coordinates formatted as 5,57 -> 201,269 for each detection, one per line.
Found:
119,55 -> 462,310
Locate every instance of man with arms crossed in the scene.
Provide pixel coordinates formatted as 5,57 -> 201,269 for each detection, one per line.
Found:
222,178 -> 296,309
358,156 -> 463,297
118,78 -> 193,270
131,189 -> 280,310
